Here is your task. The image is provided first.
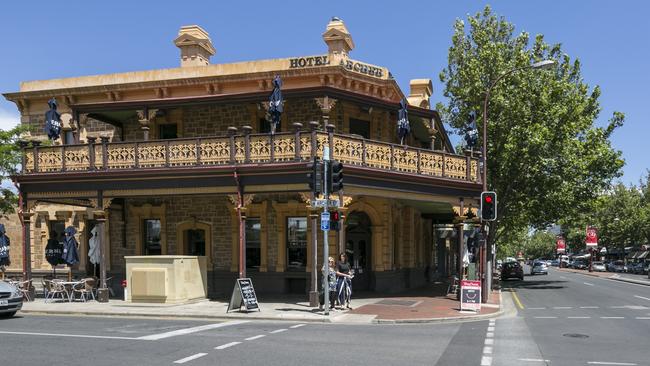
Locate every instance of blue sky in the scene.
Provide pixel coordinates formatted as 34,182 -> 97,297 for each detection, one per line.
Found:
0,0 -> 647,185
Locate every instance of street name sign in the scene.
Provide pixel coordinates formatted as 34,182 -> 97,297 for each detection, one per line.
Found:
311,199 -> 340,208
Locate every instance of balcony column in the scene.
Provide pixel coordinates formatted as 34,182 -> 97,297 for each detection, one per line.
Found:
293,122 -> 303,161
87,136 -> 97,170
99,135 -> 110,170
309,121 -> 319,158
428,122 -> 437,151
315,96 -> 337,129
137,108 -> 158,141
18,140 -> 29,174
227,127 -> 238,164
30,140 -> 41,173
21,200 -> 34,282
242,125 -> 252,163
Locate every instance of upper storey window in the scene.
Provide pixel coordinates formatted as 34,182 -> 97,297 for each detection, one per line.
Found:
349,118 -> 370,139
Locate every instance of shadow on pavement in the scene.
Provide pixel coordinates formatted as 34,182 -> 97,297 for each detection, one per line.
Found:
502,279 -> 568,290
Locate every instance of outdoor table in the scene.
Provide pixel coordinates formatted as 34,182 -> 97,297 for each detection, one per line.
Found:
59,281 -> 83,302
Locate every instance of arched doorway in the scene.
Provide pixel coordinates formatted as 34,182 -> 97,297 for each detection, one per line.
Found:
176,220 -> 212,266
345,211 -> 372,290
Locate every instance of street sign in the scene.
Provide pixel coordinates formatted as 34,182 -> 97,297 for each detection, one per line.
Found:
586,226 -> 598,248
311,199 -> 340,208
320,211 -> 330,231
460,280 -> 481,312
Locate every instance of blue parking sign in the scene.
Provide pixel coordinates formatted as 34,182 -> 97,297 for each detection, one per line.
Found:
320,211 -> 330,231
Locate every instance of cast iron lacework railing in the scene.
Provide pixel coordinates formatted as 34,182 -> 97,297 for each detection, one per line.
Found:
20,130 -> 481,183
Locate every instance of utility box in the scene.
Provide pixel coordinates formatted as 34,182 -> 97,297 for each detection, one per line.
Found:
125,256 -> 207,304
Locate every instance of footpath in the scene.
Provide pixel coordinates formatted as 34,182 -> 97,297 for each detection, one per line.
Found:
19,282 -> 502,324
558,267 -> 650,286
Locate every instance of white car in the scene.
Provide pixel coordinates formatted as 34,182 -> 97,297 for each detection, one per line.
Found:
0,280 -> 23,317
592,261 -> 607,272
531,261 -> 548,275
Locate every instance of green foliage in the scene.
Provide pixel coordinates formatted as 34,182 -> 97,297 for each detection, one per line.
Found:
437,6 -> 624,247
0,125 -> 28,217
522,231 -> 557,259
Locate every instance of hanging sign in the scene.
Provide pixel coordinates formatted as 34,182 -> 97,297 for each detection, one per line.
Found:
460,280 -> 481,312
586,226 -> 598,248
226,278 -> 260,313
556,237 -> 566,253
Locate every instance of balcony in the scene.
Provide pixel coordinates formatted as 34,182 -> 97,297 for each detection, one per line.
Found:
18,127 -> 481,193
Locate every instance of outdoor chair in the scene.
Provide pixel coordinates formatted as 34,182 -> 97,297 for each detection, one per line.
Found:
45,280 -> 69,303
72,278 -> 96,302
16,280 -> 32,301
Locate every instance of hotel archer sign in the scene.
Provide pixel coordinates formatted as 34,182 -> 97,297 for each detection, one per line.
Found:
289,56 -> 384,78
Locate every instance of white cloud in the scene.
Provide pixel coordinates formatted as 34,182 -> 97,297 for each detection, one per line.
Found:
0,106 -> 20,131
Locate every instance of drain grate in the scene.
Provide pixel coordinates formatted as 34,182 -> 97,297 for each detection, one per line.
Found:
563,333 -> 589,339
376,299 -> 419,307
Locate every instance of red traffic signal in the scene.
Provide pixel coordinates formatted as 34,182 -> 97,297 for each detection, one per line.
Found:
480,191 -> 497,221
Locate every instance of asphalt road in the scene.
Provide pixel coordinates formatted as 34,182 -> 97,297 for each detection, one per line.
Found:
495,266 -> 650,366
0,313 -> 491,366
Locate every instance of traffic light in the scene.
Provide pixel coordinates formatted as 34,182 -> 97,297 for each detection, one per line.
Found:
480,191 -> 497,221
330,211 -> 341,231
330,160 -> 343,193
307,158 -> 323,197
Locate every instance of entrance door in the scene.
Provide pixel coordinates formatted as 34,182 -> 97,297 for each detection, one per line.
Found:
345,212 -> 372,291
184,229 -> 206,256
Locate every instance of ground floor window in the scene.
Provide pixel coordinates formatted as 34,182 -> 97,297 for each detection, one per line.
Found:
287,217 -> 307,271
49,221 -> 65,243
185,229 -> 205,256
246,218 -> 261,270
143,219 -> 162,255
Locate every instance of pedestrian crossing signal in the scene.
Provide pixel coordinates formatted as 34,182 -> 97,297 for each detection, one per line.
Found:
330,211 -> 341,231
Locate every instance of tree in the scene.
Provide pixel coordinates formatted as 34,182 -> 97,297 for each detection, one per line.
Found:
522,231 -> 556,260
0,125 -> 27,217
437,6 -> 625,248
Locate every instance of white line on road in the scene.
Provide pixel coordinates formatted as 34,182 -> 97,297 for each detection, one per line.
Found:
138,320 -> 249,340
553,306 -> 572,309
481,355 -> 492,366
290,324 -> 306,329
527,307 -> 546,310
583,282 -> 595,286
483,346 -> 493,354
0,331 -> 139,340
270,329 -> 288,334
567,316 -> 591,319
580,306 -> 599,309
215,342 -> 241,350
245,335 -> 266,341
634,295 -> 650,301
173,353 -> 208,364
560,276 -> 567,279
487,326 -> 495,332
517,359 -> 551,363
600,317 -> 625,319
484,338 -> 494,345
635,317 -> 650,319
486,332 -> 494,338
534,316 -> 557,319
587,362 -> 637,365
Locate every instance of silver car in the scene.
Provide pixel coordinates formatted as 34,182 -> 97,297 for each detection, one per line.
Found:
592,261 -> 607,272
531,261 -> 548,275
0,280 -> 23,317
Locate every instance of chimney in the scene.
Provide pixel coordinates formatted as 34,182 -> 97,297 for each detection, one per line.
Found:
322,17 -> 354,62
174,25 -> 216,67
407,79 -> 433,109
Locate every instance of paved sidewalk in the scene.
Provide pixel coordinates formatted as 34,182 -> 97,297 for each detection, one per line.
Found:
558,267 -> 650,286
19,282 -> 501,324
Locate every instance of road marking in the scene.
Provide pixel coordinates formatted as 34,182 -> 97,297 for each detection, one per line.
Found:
486,332 -> 494,338
518,359 -> 551,363
138,320 -> 249,340
215,341 -> 241,350
487,326 -> 495,332
481,355 -> 492,366
580,306 -> 599,309
0,331 -> 139,340
270,328 -> 288,334
634,295 -> 650,301
583,282 -> 594,286
534,316 -> 557,319
511,291 -> 524,309
527,307 -> 546,310
483,346 -> 493,354
553,306 -> 572,309
635,317 -> 650,319
173,353 -> 208,364
600,317 -> 624,319
245,335 -> 266,341
587,362 -> 637,365
484,338 -> 494,345
568,316 -> 591,319
290,324 -> 306,329
560,276 -> 567,279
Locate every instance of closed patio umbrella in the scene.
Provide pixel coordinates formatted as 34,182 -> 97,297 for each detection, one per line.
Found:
268,75 -> 283,134
397,99 -> 410,145
44,98 -> 62,141
63,226 -> 80,266
0,224 -> 10,272
45,232 -> 64,277
88,226 -> 100,276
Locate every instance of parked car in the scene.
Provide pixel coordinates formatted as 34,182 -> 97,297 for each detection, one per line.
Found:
531,261 -> 548,275
550,259 -> 560,267
592,261 -> 607,272
502,261 -> 524,280
0,281 -> 23,318
608,260 -> 626,273
573,260 -> 588,270
644,262 -> 650,275
628,262 -> 645,274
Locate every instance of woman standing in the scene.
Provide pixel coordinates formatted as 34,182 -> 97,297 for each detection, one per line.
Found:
336,253 -> 353,309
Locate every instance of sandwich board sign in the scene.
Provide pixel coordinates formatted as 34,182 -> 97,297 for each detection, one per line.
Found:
460,280 -> 481,312
226,278 -> 260,313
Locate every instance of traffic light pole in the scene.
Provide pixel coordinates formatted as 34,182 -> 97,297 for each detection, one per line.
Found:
322,148 -> 330,316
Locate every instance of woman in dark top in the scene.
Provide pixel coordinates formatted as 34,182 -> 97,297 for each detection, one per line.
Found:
336,253 -> 353,309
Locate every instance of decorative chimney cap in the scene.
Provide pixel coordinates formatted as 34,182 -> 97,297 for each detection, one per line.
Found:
322,17 -> 354,56
174,25 -> 216,67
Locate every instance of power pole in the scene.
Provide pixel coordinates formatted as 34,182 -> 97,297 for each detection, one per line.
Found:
322,146 -> 330,316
